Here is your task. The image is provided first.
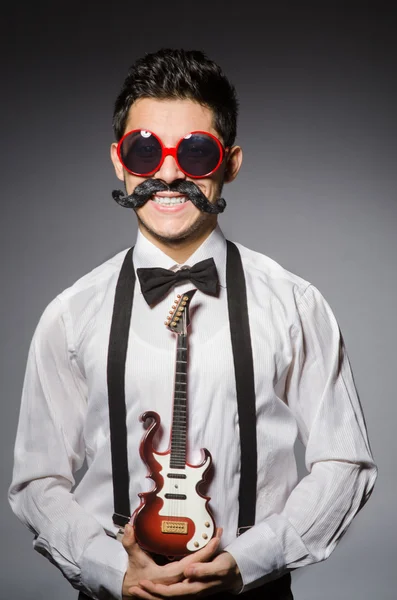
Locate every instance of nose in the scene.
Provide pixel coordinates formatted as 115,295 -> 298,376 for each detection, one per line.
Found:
154,154 -> 186,184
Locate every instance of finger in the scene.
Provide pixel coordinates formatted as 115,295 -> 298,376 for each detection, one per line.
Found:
128,585 -> 162,600
138,578 -> 223,598
184,551 -> 232,580
122,525 -> 156,568
122,523 -> 137,553
180,532 -> 221,569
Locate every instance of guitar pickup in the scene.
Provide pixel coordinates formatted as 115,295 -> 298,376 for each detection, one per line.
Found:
164,493 -> 187,500
161,520 -> 188,534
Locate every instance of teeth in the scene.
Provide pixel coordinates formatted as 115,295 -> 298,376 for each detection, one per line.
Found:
153,195 -> 187,206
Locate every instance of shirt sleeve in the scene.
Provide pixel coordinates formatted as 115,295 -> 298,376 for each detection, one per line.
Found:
8,297 -> 128,600
225,284 -> 377,591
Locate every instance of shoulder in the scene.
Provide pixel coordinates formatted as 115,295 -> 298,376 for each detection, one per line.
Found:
231,240 -> 311,302
35,248 -> 131,345
231,241 -> 339,331
229,241 -> 339,336
58,248 -> 130,303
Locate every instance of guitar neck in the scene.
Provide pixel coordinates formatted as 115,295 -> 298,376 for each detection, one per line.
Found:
170,333 -> 188,469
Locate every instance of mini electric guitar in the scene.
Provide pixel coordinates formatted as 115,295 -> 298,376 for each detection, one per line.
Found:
132,289 -> 216,557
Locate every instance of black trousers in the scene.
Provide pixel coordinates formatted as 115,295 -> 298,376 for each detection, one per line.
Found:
78,573 -> 293,599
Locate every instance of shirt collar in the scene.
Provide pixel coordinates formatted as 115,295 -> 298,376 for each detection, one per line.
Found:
133,224 -> 227,288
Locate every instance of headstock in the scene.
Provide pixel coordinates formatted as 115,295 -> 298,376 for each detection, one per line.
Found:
164,288 -> 197,335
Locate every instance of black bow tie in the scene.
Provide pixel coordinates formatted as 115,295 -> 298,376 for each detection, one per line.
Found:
137,258 -> 219,306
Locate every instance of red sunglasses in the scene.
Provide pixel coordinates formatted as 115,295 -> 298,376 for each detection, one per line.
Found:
117,129 -> 227,178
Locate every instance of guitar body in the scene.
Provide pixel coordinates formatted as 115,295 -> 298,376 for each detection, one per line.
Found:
132,411 -> 215,557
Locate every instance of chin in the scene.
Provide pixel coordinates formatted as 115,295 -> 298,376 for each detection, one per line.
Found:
138,214 -> 215,246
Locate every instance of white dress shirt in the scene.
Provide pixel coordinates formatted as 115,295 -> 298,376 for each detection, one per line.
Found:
9,225 -> 377,599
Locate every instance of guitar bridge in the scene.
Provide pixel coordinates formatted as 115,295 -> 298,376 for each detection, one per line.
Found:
161,520 -> 188,534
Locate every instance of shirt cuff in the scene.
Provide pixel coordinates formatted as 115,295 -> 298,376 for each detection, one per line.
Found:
80,535 -> 128,600
224,520 -> 286,592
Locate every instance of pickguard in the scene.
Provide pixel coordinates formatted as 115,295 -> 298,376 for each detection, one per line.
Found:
154,452 -> 215,551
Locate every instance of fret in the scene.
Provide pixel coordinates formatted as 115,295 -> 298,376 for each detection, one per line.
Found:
171,325 -> 189,465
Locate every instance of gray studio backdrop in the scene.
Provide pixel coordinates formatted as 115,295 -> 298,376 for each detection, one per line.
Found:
1,4 -> 396,599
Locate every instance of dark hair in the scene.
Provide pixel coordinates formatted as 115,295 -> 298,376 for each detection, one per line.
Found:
113,48 -> 238,146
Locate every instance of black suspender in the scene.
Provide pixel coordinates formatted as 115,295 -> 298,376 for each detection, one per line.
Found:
226,240 -> 258,533
107,247 -> 135,527
106,242 -> 257,533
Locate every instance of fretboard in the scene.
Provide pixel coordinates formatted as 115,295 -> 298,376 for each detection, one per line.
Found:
170,334 -> 188,469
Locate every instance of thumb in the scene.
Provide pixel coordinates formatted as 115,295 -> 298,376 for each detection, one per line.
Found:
121,523 -> 137,553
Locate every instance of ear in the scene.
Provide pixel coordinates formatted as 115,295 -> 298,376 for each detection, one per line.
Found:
224,145 -> 243,183
110,142 -> 125,182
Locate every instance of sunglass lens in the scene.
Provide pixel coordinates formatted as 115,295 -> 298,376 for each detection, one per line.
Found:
120,131 -> 162,175
177,134 -> 221,177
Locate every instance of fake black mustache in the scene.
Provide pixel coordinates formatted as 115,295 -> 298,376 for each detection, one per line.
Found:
112,179 -> 226,214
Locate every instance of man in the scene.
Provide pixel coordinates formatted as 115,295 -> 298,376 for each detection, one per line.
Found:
9,48 -> 377,600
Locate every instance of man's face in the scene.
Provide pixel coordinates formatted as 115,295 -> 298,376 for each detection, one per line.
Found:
111,98 -> 242,249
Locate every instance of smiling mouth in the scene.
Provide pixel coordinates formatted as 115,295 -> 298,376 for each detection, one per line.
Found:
152,194 -> 189,206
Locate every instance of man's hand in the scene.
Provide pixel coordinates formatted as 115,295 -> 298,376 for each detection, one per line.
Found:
122,524 -> 231,598
133,550 -> 242,599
